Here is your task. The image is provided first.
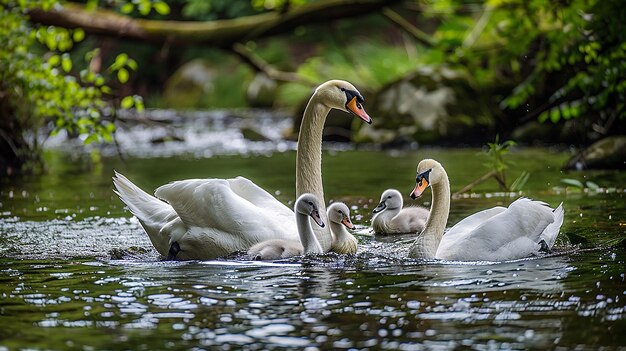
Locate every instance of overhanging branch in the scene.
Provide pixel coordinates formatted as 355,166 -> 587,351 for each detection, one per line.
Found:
27,0 -> 402,47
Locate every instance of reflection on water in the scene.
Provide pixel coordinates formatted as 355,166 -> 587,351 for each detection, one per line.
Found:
0,248 -> 624,350
0,146 -> 625,349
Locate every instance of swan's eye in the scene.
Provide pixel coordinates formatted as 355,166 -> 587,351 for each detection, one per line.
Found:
387,196 -> 392,199
338,210 -> 343,215
308,201 -> 314,206
340,87 -> 346,92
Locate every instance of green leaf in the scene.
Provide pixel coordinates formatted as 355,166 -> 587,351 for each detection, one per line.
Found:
48,54 -> 60,66
72,28 -> 85,42
153,2 -> 170,15
121,96 -> 134,109
101,130 -> 113,142
85,0 -> 98,11
117,68 -> 129,83
84,133 -> 99,145
114,53 -> 128,67
127,59 -> 138,71
104,121 -> 116,133
61,53 -> 72,72
138,2 -> 151,16
120,3 -> 134,14
134,95 -> 145,112
510,171 -> 530,192
561,178 -> 584,188
585,181 -> 600,190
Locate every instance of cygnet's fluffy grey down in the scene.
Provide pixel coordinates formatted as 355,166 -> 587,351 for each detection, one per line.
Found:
372,189 -> 429,235
248,200 -> 357,260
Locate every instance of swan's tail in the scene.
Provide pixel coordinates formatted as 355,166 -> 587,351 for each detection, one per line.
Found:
542,202 -> 564,249
112,171 -> 178,252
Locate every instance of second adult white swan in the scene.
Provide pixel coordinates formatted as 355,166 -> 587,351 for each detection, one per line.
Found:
407,159 -> 564,261
113,80 -> 371,260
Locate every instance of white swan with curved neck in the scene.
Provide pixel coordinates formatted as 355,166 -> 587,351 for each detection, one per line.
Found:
372,189 -> 429,235
407,159 -> 564,261
112,80 -> 371,260
247,200 -> 357,260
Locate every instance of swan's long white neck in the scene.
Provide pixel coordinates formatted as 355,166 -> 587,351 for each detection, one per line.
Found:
296,212 -> 323,254
408,169 -> 450,259
296,94 -> 332,251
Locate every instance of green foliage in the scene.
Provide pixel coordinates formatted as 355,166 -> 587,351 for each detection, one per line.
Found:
484,136 -> 515,176
486,0 -> 625,123
560,178 -> 600,192
178,0 -> 257,20
118,0 -> 170,16
250,0 -> 307,11
416,0 -> 624,130
0,1 -> 143,173
483,136 -> 529,191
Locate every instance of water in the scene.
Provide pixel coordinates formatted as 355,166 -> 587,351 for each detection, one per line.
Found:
1,113 -> 625,350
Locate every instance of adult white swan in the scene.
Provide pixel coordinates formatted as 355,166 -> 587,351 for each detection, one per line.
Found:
407,159 -> 564,261
372,189 -> 429,235
113,80 -> 371,260
247,199 -> 356,260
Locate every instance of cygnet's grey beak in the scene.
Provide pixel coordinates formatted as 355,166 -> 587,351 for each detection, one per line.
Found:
310,210 -> 325,228
372,201 -> 386,214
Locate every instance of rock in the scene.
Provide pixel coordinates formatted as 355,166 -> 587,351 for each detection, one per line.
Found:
241,125 -> 271,141
162,59 -> 217,108
511,121 -> 561,145
354,66 -> 494,145
150,135 -> 185,144
162,58 -> 252,108
108,246 -> 149,260
563,135 -> 626,170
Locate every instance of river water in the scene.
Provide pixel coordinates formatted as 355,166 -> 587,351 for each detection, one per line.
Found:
0,112 -> 624,350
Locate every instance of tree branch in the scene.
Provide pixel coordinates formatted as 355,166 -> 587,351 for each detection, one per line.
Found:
452,170 -> 497,197
381,7 -> 435,47
27,0 -> 401,47
230,43 -> 315,86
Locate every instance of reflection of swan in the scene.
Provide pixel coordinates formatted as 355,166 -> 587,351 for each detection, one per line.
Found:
113,80 -> 371,260
247,194 -> 325,260
247,201 -> 357,260
408,159 -> 564,261
372,189 -> 429,235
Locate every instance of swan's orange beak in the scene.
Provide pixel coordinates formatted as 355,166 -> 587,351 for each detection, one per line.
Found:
341,216 -> 355,230
410,179 -> 429,199
346,97 -> 372,124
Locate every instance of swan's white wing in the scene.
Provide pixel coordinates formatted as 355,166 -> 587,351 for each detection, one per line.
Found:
542,202 -> 563,249
227,176 -> 294,224
112,171 -> 179,255
438,198 -> 556,261
442,206 -> 507,242
155,179 -> 296,242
